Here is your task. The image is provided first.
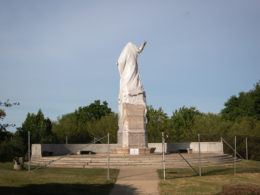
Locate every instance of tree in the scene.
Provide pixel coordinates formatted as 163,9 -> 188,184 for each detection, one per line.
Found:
75,100 -> 112,121
87,113 -> 118,143
170,106 -> 201,141
0,99 -> 19,132
0,99 -> 24,161
192,113 -> 232,141
146,106 -> 170,143
221,81 -> 260,121
52,113 -> 88,143
52,100 -> 113,143
19,109 -> 55,144
0,134 -> 25,162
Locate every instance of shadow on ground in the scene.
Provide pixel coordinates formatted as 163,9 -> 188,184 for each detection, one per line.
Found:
0,183 -> 137,195
109,184 -> 138,195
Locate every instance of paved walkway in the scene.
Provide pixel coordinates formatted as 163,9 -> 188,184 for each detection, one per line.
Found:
110,167 -> 159,195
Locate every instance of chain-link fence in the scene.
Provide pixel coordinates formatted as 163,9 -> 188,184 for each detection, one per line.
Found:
162,133 -> 260,181
222,135 -> 260,161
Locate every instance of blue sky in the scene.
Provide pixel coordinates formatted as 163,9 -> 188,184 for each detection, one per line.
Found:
1,0 -> 260,131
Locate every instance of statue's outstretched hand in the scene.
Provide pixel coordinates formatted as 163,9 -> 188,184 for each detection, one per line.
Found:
138,41 -> 147,53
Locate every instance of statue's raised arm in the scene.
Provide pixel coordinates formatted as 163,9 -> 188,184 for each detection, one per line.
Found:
138,41 -> 147,54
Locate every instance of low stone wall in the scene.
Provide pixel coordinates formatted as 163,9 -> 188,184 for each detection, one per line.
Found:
32,144 -> 118,158
31,142 -> 223,158
148,142 -> 223,154
190,142 -> 223,153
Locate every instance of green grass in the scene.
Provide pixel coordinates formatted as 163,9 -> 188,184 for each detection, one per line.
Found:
0,163 -> 119,195
158,160 -> 260,195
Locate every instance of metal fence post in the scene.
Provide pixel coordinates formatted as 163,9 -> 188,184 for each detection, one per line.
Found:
234,136 -> 236,175
162,132 -> 166,181
28,131 -> 30,172
220,137 -> 223,154
198,134 -> 201,176
107,133 -> 110,180
246,137 -> 248,160
66,136 -> 68,144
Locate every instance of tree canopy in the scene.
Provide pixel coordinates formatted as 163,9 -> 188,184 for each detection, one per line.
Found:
52,100 -> 114,143
18,109 -> 55,144
221,82 -> 260,121
0,100 -> 19,132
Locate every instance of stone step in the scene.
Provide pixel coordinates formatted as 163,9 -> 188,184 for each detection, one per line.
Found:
32,160 -> 238,168
31,159 -> 238,169
35,153 -> 230,159
30,153 -> 239,168
32,154 -> 232,160
31,157 -> 236,164
39,162 -> 237,169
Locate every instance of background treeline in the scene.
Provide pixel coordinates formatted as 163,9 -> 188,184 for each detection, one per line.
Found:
1,82 -> 260,161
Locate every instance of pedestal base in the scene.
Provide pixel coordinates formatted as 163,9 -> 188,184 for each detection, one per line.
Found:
118,131 -> 148,148
117,103 -> 148,148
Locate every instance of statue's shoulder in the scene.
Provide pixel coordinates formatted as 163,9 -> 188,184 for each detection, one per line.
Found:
125,42 -> 138,50
126,42 -> 134,46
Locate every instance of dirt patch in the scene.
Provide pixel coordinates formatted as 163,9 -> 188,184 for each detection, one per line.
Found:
221,184 -> 260,195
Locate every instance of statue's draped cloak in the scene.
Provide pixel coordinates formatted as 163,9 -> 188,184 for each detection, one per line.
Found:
117,42 -> 144,99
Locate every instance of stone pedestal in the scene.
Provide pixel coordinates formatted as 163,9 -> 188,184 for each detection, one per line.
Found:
117,103 -> 148,154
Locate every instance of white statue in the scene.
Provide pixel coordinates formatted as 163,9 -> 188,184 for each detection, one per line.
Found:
117,41 -> 147,130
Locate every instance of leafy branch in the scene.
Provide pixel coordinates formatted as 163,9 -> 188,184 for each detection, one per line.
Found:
0,99 -> 20,131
